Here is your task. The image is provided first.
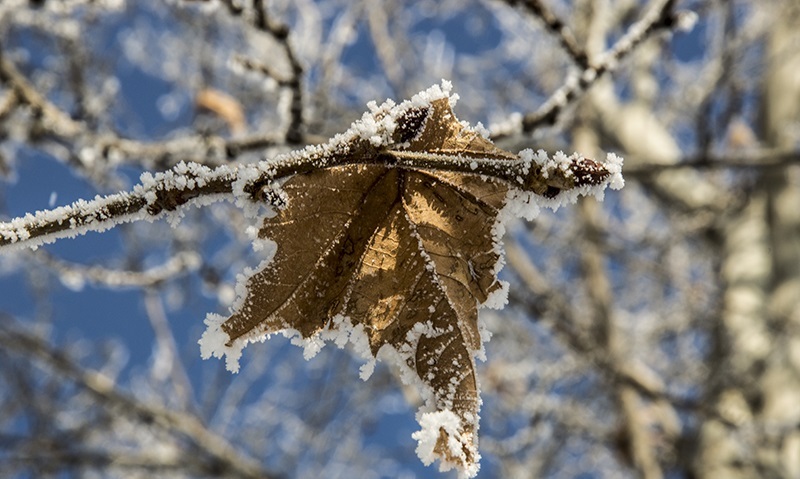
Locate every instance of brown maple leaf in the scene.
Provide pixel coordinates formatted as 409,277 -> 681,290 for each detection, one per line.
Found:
200,83 -> 622,477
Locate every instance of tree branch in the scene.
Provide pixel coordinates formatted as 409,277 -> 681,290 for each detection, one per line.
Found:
501,0 -> 588,69
0,162 -> 236,251
492,0 -> 686,139
232,0 -> 305,144
0,47 -> 83,138
0,322 -> 280,479
0,146 -> 617,251
0,41 -> 288,170
623,149 -> 800,176
1,87 -> 621,251
33,250 -> 201,288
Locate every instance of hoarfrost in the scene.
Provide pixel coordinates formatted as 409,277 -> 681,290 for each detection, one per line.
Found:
482,280 -> 509,310
193,82 -> 624,477
412,409 -> 480,478
500,149 -> 624,223
0,78 -> 628,475
199,313 -> 246,373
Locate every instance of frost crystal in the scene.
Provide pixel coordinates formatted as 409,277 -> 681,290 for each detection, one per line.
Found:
199,313 -> 246,373
413,410 -> 480,478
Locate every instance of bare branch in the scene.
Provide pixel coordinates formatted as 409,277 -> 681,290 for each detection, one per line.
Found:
506,242 -> 698,411
0,47 -> 83,138
0,322 -> 279,479
231,55 -> 295,87
1,93 -> 621,252
33,250 -> 201,288
624,149 -> 800,176
0,41 -> 285,170
500,0 -> 588,68
492,0 -> 684,139
237,0 -> 305,144
365,0 -> 404,93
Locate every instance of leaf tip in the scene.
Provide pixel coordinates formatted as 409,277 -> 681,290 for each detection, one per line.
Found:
199,313 -> 244,373
482,279 -> 509,310
413,409 -> 480,478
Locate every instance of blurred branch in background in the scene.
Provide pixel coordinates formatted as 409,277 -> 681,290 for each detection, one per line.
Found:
0,317 -> 280,479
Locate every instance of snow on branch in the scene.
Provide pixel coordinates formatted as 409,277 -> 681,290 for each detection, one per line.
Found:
1,51 -> 293,172
0,162 -> 237,251
1,82 -> 622,252
1,82 -> 624,478
33,249 -> 202,290
0,49 -> 83,138
221,0 -> 305,144
491,0 -> 693,138
502,0 -> 589,69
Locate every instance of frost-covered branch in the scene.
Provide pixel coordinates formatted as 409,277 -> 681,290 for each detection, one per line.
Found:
491,0 -> 692,138
0,162 -> 236,251
0,48 -> 83,138
34,250 -> 201,289
501,0 -> 588,68
0,41 -> 289,170
1,84 -> 623,251
223,0 -> 305,144
0,149 -> 617,251
0,322 -> 280,479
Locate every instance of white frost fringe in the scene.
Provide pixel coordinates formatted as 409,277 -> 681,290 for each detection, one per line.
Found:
413,410 -> 480,478
196,80 -> 625,478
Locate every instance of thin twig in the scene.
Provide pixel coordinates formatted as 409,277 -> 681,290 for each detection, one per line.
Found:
0,48 -> 83,138
0,323 -> 280,479
492,0 -> 680,139
502,0 -> 588,68
0,44 -> 284,170
578,199 -> 663,479
231,55 -> 295,87
0,163 -> 236,250
249,0 -> 305,144
0,146 -> 614,251
365,0 -> 404,93
144,291 -> 198,412
506,241 -> 701,411
623,149 -> 800,176
33,250 -> 201,288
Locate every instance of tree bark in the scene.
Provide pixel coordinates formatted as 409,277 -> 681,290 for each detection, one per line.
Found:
695,3 -> 800,477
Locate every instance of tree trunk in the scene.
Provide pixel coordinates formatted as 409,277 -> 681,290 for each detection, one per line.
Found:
695,3 -> 800,477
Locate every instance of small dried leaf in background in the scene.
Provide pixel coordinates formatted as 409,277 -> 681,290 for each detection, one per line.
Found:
195,88 -> 246,136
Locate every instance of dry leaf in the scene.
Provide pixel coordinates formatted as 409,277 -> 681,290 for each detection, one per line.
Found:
196,88 -> 246,136
234,96 -> 504,473
200,83 -> 622,477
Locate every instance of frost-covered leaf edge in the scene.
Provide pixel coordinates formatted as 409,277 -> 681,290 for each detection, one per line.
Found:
197,81 -> 625,478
